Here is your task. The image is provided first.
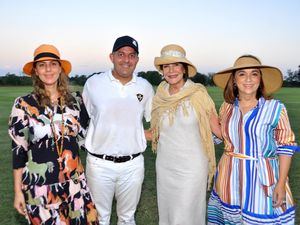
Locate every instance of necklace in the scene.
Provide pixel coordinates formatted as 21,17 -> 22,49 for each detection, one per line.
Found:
49,98 -> 65,157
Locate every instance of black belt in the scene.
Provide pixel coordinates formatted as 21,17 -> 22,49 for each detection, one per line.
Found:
88,152 -> 141,163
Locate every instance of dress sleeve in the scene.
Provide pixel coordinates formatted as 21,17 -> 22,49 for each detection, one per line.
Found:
74,91 -> 90,139
71,92 -> 89,152
212,102 -> 227,145
218,102 -> 228,119
275,104 -> 299,156
8,97 -> 29,169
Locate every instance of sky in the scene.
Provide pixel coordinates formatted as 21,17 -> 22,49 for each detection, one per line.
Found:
0,0 -> 300,77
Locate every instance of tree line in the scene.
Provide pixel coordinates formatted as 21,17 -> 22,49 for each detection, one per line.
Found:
1,67 -> 300,87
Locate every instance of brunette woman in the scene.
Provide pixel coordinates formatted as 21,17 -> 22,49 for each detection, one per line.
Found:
8,44 -> 99,224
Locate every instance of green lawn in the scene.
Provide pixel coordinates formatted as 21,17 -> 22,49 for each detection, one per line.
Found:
0,86 -> 299,224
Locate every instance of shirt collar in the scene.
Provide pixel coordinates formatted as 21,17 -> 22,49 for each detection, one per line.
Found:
108,69 -> 137,84
234,97 -> 265,108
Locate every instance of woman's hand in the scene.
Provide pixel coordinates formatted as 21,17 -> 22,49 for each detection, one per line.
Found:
14,191 -> 27,216
13,168 -> 27,216
272,182 -> 286,208
272,155 -> 292,208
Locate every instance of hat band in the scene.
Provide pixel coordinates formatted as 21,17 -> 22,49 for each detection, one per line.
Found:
34,52 -> 60,61
161,50 -> 185,59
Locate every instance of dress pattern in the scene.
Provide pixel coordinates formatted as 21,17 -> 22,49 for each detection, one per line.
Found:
8,92 -> 99,224
207,97 -> 299,225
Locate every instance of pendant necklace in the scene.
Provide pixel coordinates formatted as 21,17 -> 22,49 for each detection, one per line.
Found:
49,98 -> 65,171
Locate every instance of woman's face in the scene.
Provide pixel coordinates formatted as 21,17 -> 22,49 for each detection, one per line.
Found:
162,63 -> 186,87
34,60 -> 62,87
234,68 -> 261,98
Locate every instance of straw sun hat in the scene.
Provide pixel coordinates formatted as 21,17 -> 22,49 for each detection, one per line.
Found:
213,55 -> 283,94
154,44 -> 197,77
23,44 -> 72,76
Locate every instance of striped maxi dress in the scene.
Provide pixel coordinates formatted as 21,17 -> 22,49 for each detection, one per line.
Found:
207,97 -> 299,225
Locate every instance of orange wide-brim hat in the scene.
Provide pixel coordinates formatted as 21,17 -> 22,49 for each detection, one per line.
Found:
23,44 -> 72,76
154,44 -> 197,77
213,55 -> 283,95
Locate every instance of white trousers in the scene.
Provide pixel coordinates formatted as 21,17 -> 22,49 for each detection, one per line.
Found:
86,154 -> 144,225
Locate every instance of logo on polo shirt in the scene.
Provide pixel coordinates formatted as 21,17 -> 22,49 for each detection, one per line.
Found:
136,93 -> 143,102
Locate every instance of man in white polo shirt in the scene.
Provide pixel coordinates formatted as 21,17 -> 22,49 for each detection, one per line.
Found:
82,35 -> 154,225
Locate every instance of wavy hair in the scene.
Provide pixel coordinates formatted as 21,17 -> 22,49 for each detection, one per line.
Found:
31,66 -> 74,107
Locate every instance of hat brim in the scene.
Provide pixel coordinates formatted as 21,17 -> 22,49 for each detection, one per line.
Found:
154,56 -> 197,77
23,58 -> 72,76
213,65 -> 283,95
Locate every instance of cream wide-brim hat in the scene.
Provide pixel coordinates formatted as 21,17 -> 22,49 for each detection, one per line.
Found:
213,55 -> 283,95
23,44 -> 72,76
154,44 -> 197,77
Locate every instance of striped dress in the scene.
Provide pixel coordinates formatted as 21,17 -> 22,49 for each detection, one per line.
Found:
207,97 -> 299,225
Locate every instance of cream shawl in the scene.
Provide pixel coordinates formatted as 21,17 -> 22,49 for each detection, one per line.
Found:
151,80 -> 217,189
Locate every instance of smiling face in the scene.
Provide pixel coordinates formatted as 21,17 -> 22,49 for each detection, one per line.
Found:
34,60 -> 62,87
109,46 -> 139,84
162,63 -> 186,88
234,68 -> 261,99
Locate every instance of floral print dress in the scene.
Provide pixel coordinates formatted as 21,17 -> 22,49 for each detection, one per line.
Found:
8,92 -> 99,225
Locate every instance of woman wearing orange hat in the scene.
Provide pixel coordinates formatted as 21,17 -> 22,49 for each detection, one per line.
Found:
151,44 -> 221,225
207,55 -> 299,224
8,44 -> 99,224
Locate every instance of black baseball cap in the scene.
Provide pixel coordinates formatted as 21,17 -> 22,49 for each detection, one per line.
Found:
112,35 -> 139,54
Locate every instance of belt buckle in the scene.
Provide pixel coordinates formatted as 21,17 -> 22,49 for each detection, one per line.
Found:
113,156 -> 118,163
104,154 -> 114,162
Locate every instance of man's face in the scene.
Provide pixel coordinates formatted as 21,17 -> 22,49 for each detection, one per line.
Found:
110,46 -> 139,84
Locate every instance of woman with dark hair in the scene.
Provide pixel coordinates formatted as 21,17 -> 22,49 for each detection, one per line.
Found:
207,55 -> 299,224
151,44 -> 221,225
8,44 -> 99,224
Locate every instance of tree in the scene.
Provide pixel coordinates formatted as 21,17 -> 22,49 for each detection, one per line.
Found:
284,66 -> 300,87
207,73 -> 215,86
70,75 -> 88,86
0,73 -> 31,86
138,71 -> 162,86
191,73 -> 209,85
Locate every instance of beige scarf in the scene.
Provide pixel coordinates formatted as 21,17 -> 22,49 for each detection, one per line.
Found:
151,80 -> 217,189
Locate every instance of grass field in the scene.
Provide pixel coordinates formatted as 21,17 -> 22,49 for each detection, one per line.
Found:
0,86 -> 299,224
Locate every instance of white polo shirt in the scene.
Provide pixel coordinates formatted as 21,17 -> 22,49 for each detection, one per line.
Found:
82,70 -> 154,156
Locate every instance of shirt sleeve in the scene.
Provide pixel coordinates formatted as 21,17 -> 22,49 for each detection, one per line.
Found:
275,104 -> 299,156
8,97 -> 29,169
144,84 -> 154,122
82,81 -> 92,117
